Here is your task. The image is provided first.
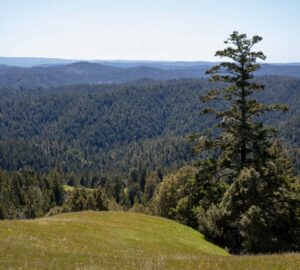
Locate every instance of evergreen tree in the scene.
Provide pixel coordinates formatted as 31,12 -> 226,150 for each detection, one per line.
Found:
93,188 -> 109,210
0,202 -> 5,219
86,193 -> 97,210
139,167 -> 147,192
91,175 -> 99,188
119,189 -> 131,209
50,170 -> 65,206
24,187 -> 42,219
194,31 -> 299,253
194,31 -> 288,182
129,168 -> 139,183
69,188 -> 87,212
144,172 -> 160,200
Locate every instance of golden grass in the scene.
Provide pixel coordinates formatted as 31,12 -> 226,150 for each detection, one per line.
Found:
63,184 -> 75,192
0,211 -> 299,270
63,185 -> 94,192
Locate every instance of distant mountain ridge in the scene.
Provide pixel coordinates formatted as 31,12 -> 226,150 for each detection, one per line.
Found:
1,56 -> 300,68
0,57 -> 77,67
0,62 -> 207,88
0,60 -> 300,88
0,57 -> 219,68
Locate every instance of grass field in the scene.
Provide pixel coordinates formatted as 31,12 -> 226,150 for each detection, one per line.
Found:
0,211 -> 299,270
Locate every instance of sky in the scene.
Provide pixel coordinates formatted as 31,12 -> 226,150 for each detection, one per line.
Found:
0,0 -> 300,62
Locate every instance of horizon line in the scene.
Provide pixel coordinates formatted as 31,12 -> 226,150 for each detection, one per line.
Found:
1,56 -> 300,65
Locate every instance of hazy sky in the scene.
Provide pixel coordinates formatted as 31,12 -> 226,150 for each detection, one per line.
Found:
1,0 -> 300,62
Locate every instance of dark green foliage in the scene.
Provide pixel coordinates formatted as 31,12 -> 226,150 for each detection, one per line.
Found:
50,170 -> 65,206
144,172 -> 161,200
119,189 -> 131,209
0,81 -> 206,176
1,77 -> 300,179
93,188 -> 109,211
68,188 -> 88,212
194,31 -> 287,179
197,142 -> 300,253
0,169 -> 65,219
194,32 -> 300,253
151,32 -> 300,254
152,166 -> 198,227
230,142 -> 298,253
66,187 -> 108,212
0,202 -> 4,219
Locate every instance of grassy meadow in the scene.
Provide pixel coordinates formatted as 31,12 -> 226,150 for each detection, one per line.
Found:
0,211 -> 299,270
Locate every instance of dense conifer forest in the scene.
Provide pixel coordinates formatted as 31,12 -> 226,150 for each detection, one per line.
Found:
1,75 -> 300,221
0,76 -> 300,176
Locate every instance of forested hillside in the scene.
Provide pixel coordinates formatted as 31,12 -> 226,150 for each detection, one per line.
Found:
0,74 -> 299,221
0,76 -> 300,177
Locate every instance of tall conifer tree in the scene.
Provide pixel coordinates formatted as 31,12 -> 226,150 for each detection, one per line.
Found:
195,31 -> 299,253
194,31 -> 287,181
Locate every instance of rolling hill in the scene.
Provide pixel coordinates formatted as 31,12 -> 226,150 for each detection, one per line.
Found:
0,211 -> 299,270
0,60 -> 300,88
0,62 -> 205,88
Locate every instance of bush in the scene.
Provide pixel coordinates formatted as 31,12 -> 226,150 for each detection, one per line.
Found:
151,166 -> 198,227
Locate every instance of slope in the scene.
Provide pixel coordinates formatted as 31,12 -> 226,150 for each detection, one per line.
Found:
0,211 -> 227,269
0,211 -> 299,270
